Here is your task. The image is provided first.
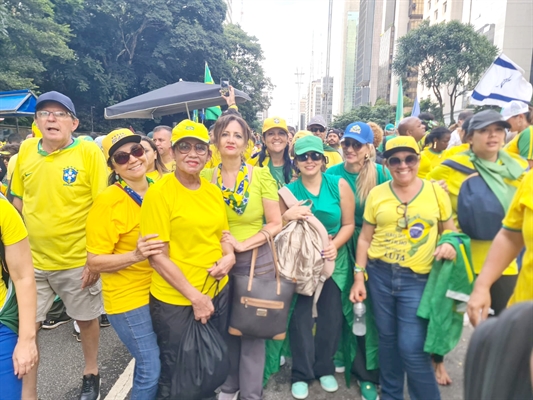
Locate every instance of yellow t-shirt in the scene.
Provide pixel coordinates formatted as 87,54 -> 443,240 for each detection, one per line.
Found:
324,150 -> 343,169
418,153 -> 431,179
6,153 -> 18,184
86,185 -> 153,314
442,143 -> 469,160
201,166 -> 278,242
140,173 -> 229,305
364,180 -> 452,274
427,152 -> 527,275
10,138 -> 108,270
0,195 -> 28,307
146,169 -> 164,182
503,170 -> 533,306
164,160 -> 176,172
422,148 -> 446,170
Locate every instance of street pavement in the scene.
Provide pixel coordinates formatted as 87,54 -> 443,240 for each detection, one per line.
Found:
35,322 -> 472,400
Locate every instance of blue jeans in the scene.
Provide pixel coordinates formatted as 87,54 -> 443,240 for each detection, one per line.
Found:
367,259 -> 440,400
108,305 -> 161,400
0,323 -> 21,400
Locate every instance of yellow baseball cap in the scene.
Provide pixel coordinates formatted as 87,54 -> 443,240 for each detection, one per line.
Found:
171,119 -> 209,145
262,117 -> 288,134
102,129 -> 141,161
383,136 -> 420,158
32,121 -> 42,138
292,130 -> 312,144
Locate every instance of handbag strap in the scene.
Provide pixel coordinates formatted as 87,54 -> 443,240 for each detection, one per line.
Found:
260,229 -> 282,295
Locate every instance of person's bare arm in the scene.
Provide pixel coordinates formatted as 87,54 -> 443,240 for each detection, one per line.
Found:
355,222 -> 375,270
6,238 -> 38,378
12,197 -> 23,214
331,179 -> 356,250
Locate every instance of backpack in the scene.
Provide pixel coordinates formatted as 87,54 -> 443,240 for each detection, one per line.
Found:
442,159 -> 505,241
275,186 -> 335,317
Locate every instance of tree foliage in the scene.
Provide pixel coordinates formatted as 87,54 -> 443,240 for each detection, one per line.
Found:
332,104 -> 396,130
392,20 -> 498,123
1,0 -> 272,132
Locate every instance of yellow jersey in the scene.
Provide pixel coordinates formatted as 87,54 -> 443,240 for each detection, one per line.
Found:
86,184 -> 153,314
418,153 -> 431,179
421,148 -> 446,170
6,153 -> 18,184
140,173 -> 229,305
442,143 -> 469,160
503,170 -> 533,305
10,138 -> 108,270
364,180 -> 452,274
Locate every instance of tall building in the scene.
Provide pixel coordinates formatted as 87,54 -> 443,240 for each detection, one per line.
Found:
224,0 -> 233,23
354,0 -> 375,106
306,79 -> 322,125
321,76 -> 334,126
340,0 -> 360,113
299,98 -> 308,130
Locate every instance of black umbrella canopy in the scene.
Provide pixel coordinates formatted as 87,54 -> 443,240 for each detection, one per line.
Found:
104,81 -> 251,119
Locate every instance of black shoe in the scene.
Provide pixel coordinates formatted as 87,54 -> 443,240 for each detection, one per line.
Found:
42,313 -> 72,329
99,314 -> 111,328
79,373 -> 100,400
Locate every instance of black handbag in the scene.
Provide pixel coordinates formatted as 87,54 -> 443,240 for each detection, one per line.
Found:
228,230 -> 296,340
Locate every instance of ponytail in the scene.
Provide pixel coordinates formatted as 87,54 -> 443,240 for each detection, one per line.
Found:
356,144 -> 378,203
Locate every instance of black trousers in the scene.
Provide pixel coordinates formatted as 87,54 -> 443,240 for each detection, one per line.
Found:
289,278 -> 343,383
149,285 -> 229,400
351,335 -> 380,384
490,274 -> 518,316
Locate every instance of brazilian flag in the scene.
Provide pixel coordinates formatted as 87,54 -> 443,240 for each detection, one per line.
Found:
205,62 -> 222,121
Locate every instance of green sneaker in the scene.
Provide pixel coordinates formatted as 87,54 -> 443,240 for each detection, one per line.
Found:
319,375 -> 338,393
291,382 -> 308,399
360,381 -> 379,400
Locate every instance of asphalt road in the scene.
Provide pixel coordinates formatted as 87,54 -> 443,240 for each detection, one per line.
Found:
34,322 -> 472,400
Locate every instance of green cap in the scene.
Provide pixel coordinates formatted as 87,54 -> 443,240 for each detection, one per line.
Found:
294,135 -> 324,155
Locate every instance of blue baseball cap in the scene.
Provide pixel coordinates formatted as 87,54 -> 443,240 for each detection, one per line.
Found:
343,122 -> 374,145
36,91 -> 77,117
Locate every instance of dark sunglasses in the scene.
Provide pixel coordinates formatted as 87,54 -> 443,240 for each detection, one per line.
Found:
341,139 -> 364,150
296,152 -> 323,162
112,144 -> 145,165
309,127 -> 325,133
387,154 -> 419,168
176,141 -> 209,155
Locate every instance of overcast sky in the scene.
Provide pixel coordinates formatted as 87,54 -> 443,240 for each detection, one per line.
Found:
233,0 -> 344,126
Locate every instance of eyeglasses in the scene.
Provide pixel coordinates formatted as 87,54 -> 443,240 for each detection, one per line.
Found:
396,203 -> 409,229
341,139 -> 364,150
387,154 -> 419,168
295,152 -> 323,162
176,141 -> 208,155
112,144 -> 145,165
309,127 -> 325,133
35,110 -> 73,120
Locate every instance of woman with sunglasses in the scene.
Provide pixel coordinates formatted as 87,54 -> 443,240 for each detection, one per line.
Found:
280,135 -> 355,399
326,122 -> 390,400
140,137 -> 169,182
141,120 -> 235,399
349,135 -> 457,400
201,113 -> 282,400
85,129 -> 164,399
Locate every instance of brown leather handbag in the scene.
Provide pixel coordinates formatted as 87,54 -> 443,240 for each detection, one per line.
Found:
228,230 -> 296,340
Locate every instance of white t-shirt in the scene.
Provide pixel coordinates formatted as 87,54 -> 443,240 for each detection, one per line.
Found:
447,129 -> 462,149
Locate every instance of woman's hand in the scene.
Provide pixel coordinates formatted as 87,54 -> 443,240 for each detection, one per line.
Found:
81,266 -> 100,289
467,286 -> 492,327
12,338 -> 38,378
134,234 -> 165,262
208,253 -> 236,280
430,179 -> 449,193
434,243 -> 456,260
322,236 -> 337,261
221,231 -> 245,252
191,292 -> 215,324
349,276 -> 367,303
221,85 -> 236,107
283,201 -> 312,222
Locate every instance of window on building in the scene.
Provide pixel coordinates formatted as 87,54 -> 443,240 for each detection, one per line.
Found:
435,10 -> 438,19
443,2 -> 447,12
428,0 -> 431,9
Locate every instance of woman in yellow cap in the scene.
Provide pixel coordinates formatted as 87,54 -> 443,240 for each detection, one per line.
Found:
201,113 -> 282,400
140,136 -> 169,182
141,120 -> 236,399
85,129 -> 164,399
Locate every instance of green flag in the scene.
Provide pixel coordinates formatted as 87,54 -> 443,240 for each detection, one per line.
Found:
395,77 -> 404,126
205,62 -> 222,121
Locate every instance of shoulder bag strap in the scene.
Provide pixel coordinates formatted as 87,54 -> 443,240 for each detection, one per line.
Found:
278,186 -> 299,208
442,159 -> 477,175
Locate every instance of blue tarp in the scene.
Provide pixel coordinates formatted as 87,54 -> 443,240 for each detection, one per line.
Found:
0,90 -> 37,116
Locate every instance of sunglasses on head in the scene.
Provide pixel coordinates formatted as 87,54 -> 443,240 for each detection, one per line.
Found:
309,127 -> 325,133
386,154 -> 419,168
112,144 -> 145,165
296,152 -> 323,162
176,141 -> 208,155
341,139 -> 364,150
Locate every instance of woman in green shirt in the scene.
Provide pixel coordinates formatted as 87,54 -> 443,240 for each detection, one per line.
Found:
326,121 -> 390,400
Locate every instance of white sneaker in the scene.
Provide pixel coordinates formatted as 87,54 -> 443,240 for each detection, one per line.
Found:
335,366 -> 345,373
218,391 -> 239,400
280,356 -> 286,366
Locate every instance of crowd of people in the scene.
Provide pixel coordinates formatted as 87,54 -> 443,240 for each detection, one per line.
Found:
0,87 -> 532,400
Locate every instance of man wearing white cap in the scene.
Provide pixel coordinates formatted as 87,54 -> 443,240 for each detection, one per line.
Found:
501,101 -> 533,168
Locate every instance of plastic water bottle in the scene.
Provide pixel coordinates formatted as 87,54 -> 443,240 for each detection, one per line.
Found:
353,302 -> 366,336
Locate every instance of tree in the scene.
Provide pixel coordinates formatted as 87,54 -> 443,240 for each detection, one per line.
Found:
332,104 -> 396,130
392,20 -> 498,123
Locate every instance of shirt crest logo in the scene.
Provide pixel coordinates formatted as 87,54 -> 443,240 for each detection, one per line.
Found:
63,167 -> 78,185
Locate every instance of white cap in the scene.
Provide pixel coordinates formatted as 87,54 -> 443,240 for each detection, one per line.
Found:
501,100 -> 529,121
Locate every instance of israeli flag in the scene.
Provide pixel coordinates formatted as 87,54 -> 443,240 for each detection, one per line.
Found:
470,54 -> 532,107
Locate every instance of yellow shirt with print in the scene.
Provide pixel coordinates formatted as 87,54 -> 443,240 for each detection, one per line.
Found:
503,170 -> 533,305
0,195 -> 28,308
10,138 -> 108,270
201,166 -> 278,242
86,185 -> 153,314
140,173 -> 229,306
427,152 -> 528,275
364,180 -> 452,274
